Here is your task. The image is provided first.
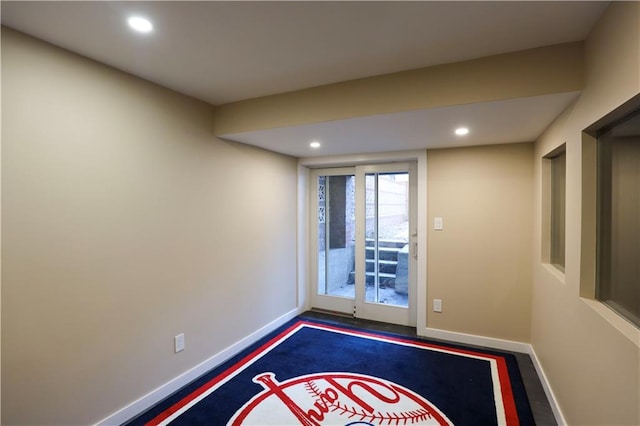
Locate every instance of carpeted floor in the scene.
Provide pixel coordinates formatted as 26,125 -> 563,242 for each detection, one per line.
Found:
125,312 -> 554,425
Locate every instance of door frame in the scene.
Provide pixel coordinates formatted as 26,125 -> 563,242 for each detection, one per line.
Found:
299,150 -> 427,329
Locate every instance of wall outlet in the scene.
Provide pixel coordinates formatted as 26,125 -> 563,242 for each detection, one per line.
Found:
174,333 -> 185,353
433,299 -> 442,313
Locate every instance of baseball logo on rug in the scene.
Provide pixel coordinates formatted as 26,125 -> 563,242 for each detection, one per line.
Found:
230,371 -> 452,425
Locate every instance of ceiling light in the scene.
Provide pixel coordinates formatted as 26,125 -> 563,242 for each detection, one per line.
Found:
128,16 -> 153,33
455,127 -> 469,136
310,141 -> 321,149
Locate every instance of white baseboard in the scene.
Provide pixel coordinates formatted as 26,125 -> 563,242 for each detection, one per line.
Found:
418,325 -> 565,426
417,326 -> 531,353
95,307 -> 302,426
527,346 -> 567,426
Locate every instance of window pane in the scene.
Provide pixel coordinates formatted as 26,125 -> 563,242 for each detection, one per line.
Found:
364,172 -> 409,307
597,111 -> 640,327
317,175 -> 356,298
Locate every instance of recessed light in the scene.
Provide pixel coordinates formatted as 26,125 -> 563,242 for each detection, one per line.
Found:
310,141 -> 321,149
128,16 -> 153,33
455,127 -> 469,136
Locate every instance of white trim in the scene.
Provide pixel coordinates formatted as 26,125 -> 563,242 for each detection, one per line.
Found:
580,298 -> 640,346
527,346 -> 567,426
299,149 -> 425,168
297,165 -> 311,312
542,262 -> 565,284
95,308 -> 302,426
417,326 -> 530,353
416,150 -> 427,331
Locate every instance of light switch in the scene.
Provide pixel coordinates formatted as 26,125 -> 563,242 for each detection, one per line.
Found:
434,217 -> 443,230
175,333 -> 185,353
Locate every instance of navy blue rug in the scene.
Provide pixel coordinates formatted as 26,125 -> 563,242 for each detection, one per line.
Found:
126,318 -> 534,425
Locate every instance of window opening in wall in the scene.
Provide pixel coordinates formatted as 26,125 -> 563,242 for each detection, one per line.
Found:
595,107 -> 639,328
543,144 -> 566,272
550,150 -> 566,270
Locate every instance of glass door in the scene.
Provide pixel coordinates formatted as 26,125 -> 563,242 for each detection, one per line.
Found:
355,164 -> 417,326
311,168 -> 357,315
310,163 -> 416,326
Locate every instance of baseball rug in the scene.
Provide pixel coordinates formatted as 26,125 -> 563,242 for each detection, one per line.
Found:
125,319 -> 534,425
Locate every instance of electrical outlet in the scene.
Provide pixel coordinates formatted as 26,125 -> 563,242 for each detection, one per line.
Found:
433,299 -> 442,313
174,333 -> 185,353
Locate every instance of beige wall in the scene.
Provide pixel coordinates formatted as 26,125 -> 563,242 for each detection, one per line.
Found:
426,143 -> 533,342
1,28 -> 298,425
531,2 -> 640,425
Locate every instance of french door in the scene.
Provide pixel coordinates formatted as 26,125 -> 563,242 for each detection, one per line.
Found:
310,163 -> 417,326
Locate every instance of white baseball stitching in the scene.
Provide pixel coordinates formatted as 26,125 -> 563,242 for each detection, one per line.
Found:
304,379 -> 434,425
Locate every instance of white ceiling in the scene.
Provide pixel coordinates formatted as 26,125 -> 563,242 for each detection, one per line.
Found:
1,1 -> 609,157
